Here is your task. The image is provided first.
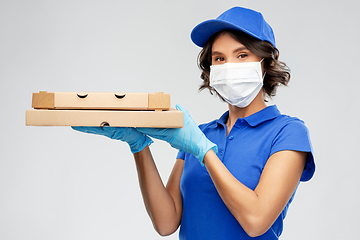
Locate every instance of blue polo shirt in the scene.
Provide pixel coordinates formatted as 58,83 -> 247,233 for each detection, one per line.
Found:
176,105 -> 315,240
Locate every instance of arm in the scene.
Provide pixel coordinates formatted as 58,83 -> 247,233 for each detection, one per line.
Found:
203,149 -> 306,237
134,146 -> 183,236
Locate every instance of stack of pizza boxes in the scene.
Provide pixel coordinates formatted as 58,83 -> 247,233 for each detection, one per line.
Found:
26,91 -> 183,128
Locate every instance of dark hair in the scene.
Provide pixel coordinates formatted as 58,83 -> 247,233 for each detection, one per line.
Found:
198,30 -> 290,100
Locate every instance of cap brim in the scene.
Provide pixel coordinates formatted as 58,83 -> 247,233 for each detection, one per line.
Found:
191,19 -> 260,48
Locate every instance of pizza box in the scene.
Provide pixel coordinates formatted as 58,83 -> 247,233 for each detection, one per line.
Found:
25,109 -> 183,128
32,91 -> 170,111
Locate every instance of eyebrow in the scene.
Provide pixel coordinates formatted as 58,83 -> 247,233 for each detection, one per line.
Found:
233,46 -> 248,53
212,46 -> 248,56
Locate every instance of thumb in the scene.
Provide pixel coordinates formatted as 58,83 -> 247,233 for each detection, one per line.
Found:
176,104 -> 195,126
175,104 -> 191,116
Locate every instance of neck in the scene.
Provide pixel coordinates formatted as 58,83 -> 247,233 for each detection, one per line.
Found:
226,92 -> 267,135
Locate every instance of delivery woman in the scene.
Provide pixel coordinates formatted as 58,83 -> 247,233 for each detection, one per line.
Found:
73,6 -> 315,239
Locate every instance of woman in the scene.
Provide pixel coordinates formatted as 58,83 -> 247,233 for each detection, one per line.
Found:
73,6 -> 315,239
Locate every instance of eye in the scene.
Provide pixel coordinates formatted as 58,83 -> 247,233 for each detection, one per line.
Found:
214,57 -> 225,62
238,54 -> 248,59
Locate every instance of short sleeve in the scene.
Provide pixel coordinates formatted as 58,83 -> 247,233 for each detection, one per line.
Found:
270,119 -> 315,182
176,150 -> 186,160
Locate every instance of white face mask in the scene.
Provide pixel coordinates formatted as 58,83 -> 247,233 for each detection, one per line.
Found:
209,59 -> 264,108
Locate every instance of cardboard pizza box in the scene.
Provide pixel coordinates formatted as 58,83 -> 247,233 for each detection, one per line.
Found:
25,109 -> 183,128
32,91 -> 170,111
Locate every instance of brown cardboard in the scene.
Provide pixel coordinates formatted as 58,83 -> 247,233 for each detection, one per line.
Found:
32,91 -> 55,109
148,92 -> 171,111
32,91 -> 170,110
26,109 -> 183,128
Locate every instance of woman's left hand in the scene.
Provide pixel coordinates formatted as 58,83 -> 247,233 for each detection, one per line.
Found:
136,104 -> 217,165
72,126 -> 153,154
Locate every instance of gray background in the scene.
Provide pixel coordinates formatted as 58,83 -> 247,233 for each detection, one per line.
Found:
1,0 -> 359,239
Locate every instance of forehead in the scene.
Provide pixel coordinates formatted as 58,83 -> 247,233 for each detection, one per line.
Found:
212,32 -> 247,52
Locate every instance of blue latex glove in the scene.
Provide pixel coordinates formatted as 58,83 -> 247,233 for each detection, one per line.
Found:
71,126 -> 153,154
136,104 -> 218,166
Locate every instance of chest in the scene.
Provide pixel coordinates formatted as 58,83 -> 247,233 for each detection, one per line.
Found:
182,122 -> 277,191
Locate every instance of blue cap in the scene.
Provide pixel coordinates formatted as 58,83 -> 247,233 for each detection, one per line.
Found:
191,7 -> 276,48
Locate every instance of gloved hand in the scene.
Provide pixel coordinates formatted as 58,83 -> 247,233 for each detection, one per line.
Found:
136,104 -> 218,166
71,126 -> 153,154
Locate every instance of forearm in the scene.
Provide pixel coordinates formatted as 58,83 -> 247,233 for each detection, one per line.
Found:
203,150 -> 264,235
133,146 -> 182,236
203,149 -> 305,237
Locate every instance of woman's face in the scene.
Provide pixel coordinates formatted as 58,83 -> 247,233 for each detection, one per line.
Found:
211,32 -> 262,66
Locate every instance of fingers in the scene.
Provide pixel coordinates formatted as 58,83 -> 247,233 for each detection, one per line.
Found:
175,104 -> 193,126
136,127 -> 158,135
175,104 -> 187,113
71,126 -> 105,135
135,127 -> 146,134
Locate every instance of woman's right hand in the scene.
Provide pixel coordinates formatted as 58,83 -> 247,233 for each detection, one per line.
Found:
72,126 -> 153,154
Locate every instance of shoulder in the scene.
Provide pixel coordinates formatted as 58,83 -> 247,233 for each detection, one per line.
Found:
270,114 -> 311,148
198,119 -> 219,131
273,115 -> 309,134
273,113 -> 306,127
270,114 -> 315,182
275,115 -> 312,147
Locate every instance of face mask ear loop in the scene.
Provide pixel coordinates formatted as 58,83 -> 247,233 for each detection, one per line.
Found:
260,58 -> 266,79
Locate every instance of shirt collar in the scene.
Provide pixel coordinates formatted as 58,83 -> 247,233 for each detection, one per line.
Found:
215,105 -> 281,127
244,105 -> 281,127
